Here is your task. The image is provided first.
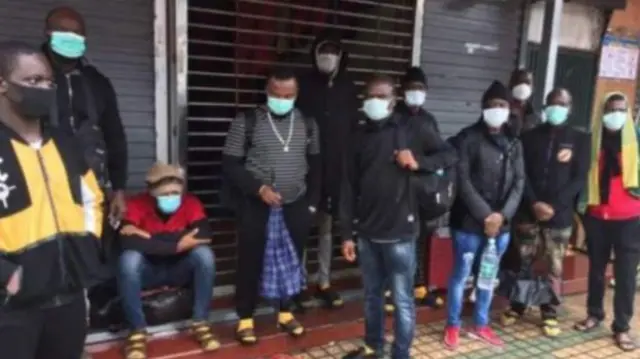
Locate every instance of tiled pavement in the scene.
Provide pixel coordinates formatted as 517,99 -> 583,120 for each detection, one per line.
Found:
290,291 -> 640,359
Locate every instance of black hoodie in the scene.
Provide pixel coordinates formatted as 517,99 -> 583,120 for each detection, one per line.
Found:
296,32 -> 359,216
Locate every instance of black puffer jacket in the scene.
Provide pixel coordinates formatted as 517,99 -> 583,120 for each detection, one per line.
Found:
297,32 -> 359,216
449,120 -> 525,235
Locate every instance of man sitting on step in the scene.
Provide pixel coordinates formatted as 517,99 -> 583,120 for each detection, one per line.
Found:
117,163 -> 218,359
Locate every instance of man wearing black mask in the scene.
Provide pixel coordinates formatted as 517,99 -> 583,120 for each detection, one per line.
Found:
43,6 -> 128,223
0,40 -> 104,359
296,32 -> 358,309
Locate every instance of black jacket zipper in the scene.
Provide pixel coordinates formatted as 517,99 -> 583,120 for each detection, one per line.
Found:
36,150 -> 66,305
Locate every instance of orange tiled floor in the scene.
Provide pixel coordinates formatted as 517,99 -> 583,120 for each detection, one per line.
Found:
290,290 -> 640,359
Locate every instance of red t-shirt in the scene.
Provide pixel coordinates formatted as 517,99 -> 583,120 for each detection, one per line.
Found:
588,152 -> 640,220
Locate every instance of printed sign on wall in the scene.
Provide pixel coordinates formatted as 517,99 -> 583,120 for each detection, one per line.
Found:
598,34 -> 640,80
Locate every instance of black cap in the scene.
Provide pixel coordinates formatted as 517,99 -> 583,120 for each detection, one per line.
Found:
481,80 -> 510,107
402,66 -> 427,86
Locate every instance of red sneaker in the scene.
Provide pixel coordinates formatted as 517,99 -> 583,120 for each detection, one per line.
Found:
470,326 -> 504,347
443,326 -> 460,350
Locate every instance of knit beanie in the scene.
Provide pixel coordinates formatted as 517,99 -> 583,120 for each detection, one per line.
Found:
402,66 -> 427,86
481,80 -> 510,107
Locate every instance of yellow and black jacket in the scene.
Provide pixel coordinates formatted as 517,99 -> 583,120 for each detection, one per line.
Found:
0,123 -> 104,309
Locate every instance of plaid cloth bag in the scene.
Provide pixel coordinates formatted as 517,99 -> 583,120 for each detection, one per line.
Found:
261,207 -> 305,300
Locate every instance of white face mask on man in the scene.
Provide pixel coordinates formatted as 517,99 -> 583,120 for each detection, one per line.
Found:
511,83 -> 532,101
316,53 -> 339,74
404,90 -> 426,107
482,107 -> 510,128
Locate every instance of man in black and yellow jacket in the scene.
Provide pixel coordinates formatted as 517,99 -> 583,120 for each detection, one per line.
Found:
0,41 -> 104,359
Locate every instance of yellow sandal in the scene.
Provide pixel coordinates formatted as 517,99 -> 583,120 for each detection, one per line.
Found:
236,319 -> 258,346
123,331 -> 147,359
190,321 -> 220,352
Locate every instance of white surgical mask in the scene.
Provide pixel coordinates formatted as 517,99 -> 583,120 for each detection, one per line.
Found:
602,111 -> 627,131
362,98 -> 391,121
404,90 -> 426,107
482,108 -> 510,128
316,53 -> 339,74
512,83 -> 532,101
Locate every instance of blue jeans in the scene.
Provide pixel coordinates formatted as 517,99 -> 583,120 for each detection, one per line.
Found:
117,246 -> 216,329
358,238 -> 416,359
447,231 -> 510,327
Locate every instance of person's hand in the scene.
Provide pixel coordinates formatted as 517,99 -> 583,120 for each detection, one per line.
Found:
532,202 -> 554,221
258,185 -> 282,206
395,150 -> 419,170
484,212 -> 504,238
5,267 -> 22,296
120,224 -> 151,239
177,228 -> 211,252
110,190 -> 127,221
342,240 -> 357,262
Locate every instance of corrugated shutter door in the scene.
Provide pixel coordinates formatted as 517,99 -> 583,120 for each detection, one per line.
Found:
186,0 -> 417,290
420,1 -> 523,138
0,0 -> 156,191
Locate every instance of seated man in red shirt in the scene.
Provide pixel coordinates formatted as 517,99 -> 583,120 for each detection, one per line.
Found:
117,163 -> 218,359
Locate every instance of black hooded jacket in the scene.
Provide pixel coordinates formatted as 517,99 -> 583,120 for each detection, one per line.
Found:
296,33 -> 359,215
42,46 -> 128,191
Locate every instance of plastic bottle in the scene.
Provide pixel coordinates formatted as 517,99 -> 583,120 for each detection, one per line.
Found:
477,238 -> 499,291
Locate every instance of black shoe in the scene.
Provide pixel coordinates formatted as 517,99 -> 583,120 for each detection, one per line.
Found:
292,290 -> 313,312
417,291 -> 444,308
342,347 -> 378,359
315,286 -> 344,309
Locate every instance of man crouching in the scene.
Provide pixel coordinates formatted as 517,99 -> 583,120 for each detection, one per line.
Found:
117,163 -> 218,359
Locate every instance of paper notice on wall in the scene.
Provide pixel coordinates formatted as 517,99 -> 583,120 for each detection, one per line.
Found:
598,34 -> 640,81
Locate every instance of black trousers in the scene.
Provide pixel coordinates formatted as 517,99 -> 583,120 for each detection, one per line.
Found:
414,216 -> 438,287
583,214 -> 640,333
235,196 -> 312,319
0,294 -> 87,359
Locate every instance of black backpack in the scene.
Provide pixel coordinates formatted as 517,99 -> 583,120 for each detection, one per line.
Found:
220,108 -> 314,212
395,122 -> 456,221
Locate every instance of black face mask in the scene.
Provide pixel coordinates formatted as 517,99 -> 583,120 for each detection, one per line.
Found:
6,82 -> 55,120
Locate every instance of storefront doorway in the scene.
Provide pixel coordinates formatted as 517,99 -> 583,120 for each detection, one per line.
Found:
182,0 -> 418,293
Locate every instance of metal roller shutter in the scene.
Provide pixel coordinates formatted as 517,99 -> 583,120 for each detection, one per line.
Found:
0,0 -> 156,191
185,0 -> 417,291
420,0 -> 524,137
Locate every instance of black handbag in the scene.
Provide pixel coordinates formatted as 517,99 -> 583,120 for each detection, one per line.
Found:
409,167 -> 456,221
90,287 -> 194,331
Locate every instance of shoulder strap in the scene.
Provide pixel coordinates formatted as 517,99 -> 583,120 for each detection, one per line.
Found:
301,114 -> 314,153
243,109 -> 258,154
73,69 -> 100,127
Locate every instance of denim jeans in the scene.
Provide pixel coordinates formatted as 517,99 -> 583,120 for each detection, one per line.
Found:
358,237 -> 416,359
117,246 -> 216,329
447,231 -> 510,327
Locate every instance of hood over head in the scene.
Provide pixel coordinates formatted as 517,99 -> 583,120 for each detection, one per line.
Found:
592,91 -> 632,131
310,30 -> 349,76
